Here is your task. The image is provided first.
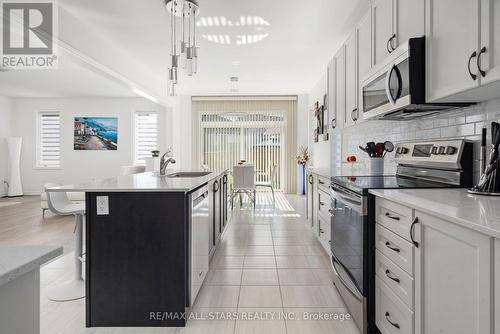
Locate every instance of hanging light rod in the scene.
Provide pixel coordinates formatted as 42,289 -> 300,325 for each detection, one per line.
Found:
165,0 -> 200,97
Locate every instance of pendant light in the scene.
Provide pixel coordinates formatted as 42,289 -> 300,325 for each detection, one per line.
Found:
166,0 -> 199,96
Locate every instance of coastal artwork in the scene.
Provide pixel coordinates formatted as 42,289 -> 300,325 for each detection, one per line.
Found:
74,117 -> 118,150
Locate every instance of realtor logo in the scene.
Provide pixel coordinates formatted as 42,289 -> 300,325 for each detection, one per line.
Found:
1,0 -> 58,69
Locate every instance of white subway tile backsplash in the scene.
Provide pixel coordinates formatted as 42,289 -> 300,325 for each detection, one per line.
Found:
337,97 -> 500,183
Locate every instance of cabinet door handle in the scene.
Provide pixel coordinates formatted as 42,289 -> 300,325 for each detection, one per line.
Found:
410,217 -> 419,247
385,241 -> 400,253
351,108 -> 358,122
468,51 -> 478,80
477,46 -> 487,77
385,312 -> 400,329
385,269 -> 400,283
308,174 -> 314,184
331,118 -> 336,129
385,212 -> 400,221
319,201 -> 325,206
386,34 -> 396,53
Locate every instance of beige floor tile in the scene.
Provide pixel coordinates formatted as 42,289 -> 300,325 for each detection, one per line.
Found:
302,245 -> 328,255
274,245 -> 305,256
278,269 -> 321,285
234,319 -> 286,334
273,237 -> 315,246
313,269 -> 336,286
246,236 -> 273,245
194,286 -> 240,308
244,245 -> 274,256
238,286 -> 282,307
241,269 -> 279,285
243,256 -> 276,269
212,256 -> 245,269
306,255 -> 331,269
284,308 -> 360,334
276,255 -> 310,268
215,246 -> 247,256
206,269 -> 242,285
280,286 -> 345,308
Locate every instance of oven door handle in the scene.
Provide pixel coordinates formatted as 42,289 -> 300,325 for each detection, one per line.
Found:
331,256 -> 363,301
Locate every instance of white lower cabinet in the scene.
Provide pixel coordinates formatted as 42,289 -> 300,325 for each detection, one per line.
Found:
376,278 -> 414,334
413,211 -> 492,334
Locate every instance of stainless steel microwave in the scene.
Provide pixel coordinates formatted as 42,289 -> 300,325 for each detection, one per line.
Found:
361,37 -> 471,120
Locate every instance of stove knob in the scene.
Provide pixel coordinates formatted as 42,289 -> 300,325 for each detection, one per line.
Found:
445,146 -> 457,155
431,146 -> 439,155
438,146 -> 446,154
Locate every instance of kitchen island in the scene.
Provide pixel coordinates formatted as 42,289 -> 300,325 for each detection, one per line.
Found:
48,170 -> 228,328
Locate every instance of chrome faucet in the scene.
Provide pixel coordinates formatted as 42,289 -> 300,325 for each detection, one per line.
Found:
160,149 -> 176,176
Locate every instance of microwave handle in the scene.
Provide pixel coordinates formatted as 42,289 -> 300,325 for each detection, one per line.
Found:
385,64 -> 403,105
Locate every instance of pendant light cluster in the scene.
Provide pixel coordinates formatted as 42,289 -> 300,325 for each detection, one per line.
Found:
166,0 -> 199,96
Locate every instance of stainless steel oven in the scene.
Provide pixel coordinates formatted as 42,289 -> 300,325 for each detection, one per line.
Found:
361,37 -> 471,120
330,183 -> 368,333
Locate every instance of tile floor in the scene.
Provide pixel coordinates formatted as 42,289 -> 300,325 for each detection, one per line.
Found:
38,193 -> 360,333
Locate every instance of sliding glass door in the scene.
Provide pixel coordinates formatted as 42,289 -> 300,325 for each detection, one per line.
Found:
200,112 -> 284,190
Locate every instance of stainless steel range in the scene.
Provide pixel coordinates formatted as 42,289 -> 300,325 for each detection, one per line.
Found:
329,139 -> 473,334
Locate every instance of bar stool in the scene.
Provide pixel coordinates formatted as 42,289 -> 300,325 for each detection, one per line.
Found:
44,183 -> 85,302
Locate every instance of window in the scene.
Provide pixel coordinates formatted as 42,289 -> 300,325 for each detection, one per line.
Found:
134,111 -> 158,165
36,112 -> 61,168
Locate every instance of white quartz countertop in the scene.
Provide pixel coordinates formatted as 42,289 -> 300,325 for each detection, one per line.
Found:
0,245 -> 63,287
307,167 -> 331,179
46,170 -> 227,193
369,188 -> 500,238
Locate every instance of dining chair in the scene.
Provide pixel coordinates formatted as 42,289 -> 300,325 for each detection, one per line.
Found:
256,164 -> 278,207
44,183 -> 85,301
231,164 -> 256,210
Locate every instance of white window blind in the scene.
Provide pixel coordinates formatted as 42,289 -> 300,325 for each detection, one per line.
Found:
37,112 -> 61,168
134,111 -> 158,165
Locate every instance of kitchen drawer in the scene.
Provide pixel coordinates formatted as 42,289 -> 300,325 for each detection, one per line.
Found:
318,214 -> 331,245
376,250 -> 414,310
317,188 -> 330,219
376,198 -> 414,243
376,278 -> 414,334
317,175 -> 329,193
376,224 -> 414,276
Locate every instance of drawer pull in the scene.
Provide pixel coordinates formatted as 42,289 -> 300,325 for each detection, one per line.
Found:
198,271 -> 203,277
319,201 -> 325,206
320,229 -> 325,234
385,269 -> 400,283
385,241 -> 400,253
410,217 -> 419,248
385,312 -> 400,329
385,212 -> 400,221
328,209 -> 335,214
318,180 -> 325,185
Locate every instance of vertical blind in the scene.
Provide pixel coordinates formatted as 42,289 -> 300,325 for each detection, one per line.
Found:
192,98 -> 297,193
134,111 -> 158,165
37,112 -> 61,168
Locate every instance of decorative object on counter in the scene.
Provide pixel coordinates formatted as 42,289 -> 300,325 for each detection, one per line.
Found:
166,0 -> 200,96
346,155 -> 357,162
74,117 -> 118,150
469,122 -> 500,195
296,146 -> 310,195
312,101 -> 328,142
151,150 -> 160,157
7,137 -> 23,197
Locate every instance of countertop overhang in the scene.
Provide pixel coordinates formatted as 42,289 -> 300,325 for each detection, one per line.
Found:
46,170 -> 228,193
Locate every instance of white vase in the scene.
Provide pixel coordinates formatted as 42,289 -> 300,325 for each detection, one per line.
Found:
7,137 -> 23,197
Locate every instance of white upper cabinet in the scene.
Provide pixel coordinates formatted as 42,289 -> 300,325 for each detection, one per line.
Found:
344,31 -> 357,127
357,11 -> 372,120
414,212 -> 492,334
372,0 -> 394,66
394,0 -> 425,46
334,47 -> 345,131
327,58 -> 337,131
425,0 -> 481,102
373,0 -> 424,67
479,0 -> 500,85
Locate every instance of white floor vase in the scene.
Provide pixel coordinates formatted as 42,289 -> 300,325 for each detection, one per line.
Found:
7,137 -> 23,197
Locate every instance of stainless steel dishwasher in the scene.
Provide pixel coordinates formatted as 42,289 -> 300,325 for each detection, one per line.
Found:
189,185 -> 210,306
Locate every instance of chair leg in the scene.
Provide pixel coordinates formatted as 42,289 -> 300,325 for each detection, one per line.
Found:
253,189 -> 256,210
239,193 -> 243,207
271,187 -> 275,208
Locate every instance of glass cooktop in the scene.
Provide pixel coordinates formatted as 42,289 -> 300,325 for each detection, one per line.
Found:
331,175 -> 461,195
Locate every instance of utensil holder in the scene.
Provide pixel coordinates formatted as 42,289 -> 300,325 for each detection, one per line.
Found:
369,157 -> 384,176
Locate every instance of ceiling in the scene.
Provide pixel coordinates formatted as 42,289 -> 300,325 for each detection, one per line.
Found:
58,0 -> 368,96
0,52 -> 138,98
0,0 -> 367,98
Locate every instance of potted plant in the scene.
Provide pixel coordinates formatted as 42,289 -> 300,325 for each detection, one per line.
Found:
296,146 -> 310,195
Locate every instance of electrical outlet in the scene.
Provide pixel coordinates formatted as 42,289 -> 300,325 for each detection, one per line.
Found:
96,196 -> 109,215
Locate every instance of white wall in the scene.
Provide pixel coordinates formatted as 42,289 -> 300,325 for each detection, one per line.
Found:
12,97 -> 170,194
0,95 -> 14,196
296,94 -> 309,193
308,74 -> 330,168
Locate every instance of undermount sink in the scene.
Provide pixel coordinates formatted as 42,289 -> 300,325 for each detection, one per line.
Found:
165,171 -> 211,178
